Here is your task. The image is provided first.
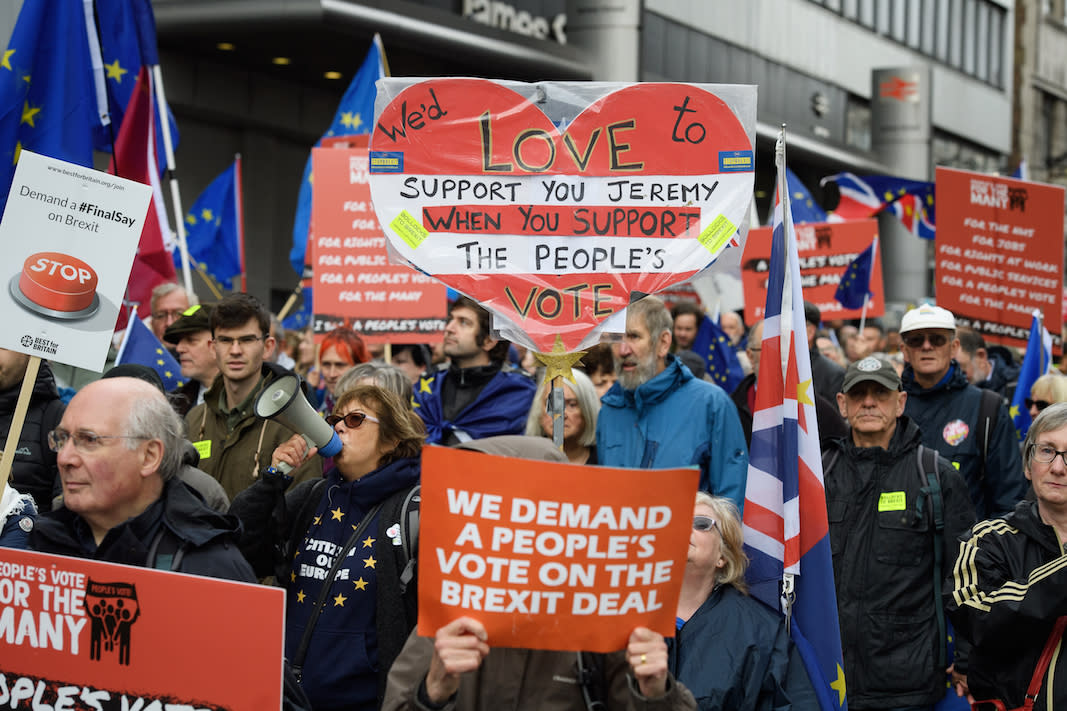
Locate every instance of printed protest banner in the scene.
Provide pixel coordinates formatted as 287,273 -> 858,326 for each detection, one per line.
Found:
0,151 -> 151,371
368,79 -> 756,353
741,219 -> 882,323
417,446 -> 698,653
310,140 -> 447,342
935,167 -> 1065,352
0,548 -> 284,710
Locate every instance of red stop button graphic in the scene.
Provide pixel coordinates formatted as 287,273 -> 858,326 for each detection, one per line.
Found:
16,252 -> 99,313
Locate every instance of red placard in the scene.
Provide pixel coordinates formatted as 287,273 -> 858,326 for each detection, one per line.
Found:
0,549 -> 283,709
935,167 -> 1065,351
741,219 -> 882,323
310,143 -> 447,343
417,446 -> 698,653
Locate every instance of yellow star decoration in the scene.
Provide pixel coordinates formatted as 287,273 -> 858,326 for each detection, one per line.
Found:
20,101 -> 40,128
340,112 -> 362,130
418,376 -> 433,394
330,507 -> 344,521
290,571 -> 296,582
333,592 -> 347,607
796,377 -> 814,407
156,359 -> 164,366
362,536 -> 375,548
155,348 -> 163,354
12,140 -> 22,165
533,334 -> 585,384
363,556 -> 376,569
312,516 -> 321,526
1,49 -> 14,71
201,208 -> 214,221
296,590 -> 306,603
830,664 -> 846,706
104,59 -> 127,83
353,577 -> 368,591
185,213 -> 197,226
1010,404 -> 1019,418
164,371 -> 173,378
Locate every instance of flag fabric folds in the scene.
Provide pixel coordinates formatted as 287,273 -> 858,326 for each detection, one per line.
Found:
744,132 -> 848,711
1010,311 -> 1054,440
779,167 -> 829,224
180,160 -> 243,290
691,315 -> 745,394
821,172 -> 935,239
110,67 -> 177,324
115,309 -> 184,391
0,0 -> 99,214
289,34 -> 385,274
833,238 -> 877,310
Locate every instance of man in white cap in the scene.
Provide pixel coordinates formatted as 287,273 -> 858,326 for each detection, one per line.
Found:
899,304 -> 1027,519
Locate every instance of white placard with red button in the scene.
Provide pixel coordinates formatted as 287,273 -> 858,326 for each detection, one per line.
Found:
0,151 -> 151,371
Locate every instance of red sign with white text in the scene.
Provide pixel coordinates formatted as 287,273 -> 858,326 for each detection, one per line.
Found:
935,167 -> 1064,351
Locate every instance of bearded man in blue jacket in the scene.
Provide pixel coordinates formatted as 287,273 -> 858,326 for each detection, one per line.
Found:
596,296 -> 748,512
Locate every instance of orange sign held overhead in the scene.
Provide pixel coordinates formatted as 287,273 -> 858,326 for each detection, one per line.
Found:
417,446 -> 698,653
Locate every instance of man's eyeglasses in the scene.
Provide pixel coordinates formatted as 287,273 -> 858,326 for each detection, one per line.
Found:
152,309 -> 185,323
214,334 -> 263,349
693,515 -> 718,532
1031,444 -> 1067,467
1026,398 -> 1052,412
325,412 -> 380,429
48,428 -> 149,453
902,332 -> 949,349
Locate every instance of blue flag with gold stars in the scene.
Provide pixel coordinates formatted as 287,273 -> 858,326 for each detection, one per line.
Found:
180,161 -> 242,289
1010,311 -> 1053,440
691,315 -> 745,394
0,0 -> 98,213
116,311 -> 185,391
833,239 -> 876,309
289,34 -> 386,275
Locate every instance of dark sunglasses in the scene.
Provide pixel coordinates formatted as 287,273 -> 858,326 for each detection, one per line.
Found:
693,515 -> 718,532
1026,398 -> 1052,412
325,412 -> 380,429
902,332 -> 949,348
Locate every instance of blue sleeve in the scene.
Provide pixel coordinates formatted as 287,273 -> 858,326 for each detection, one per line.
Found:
986,401 -> 1028,517
699,392 -> 749,514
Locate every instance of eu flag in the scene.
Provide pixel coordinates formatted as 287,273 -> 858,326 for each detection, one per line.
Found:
784,167 -> 829,224
0,0 -> 98,213
180,160 -> 243,290
691,315 -> 745,394
289,34 -> 386,274
1010,311 -> 1053,440
822,172 -> 936,239
116,310 -> 185,391
833,238 -> 877,310
744,131 -> 848,711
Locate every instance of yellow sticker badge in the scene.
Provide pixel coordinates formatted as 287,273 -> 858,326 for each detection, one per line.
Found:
699,215 -> 736,255
878,491 -> 906,512
193,439 -> 212,460
391,209 -> 429,250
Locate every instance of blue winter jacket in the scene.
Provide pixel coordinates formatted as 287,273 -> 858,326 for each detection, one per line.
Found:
596,356 -> 748,512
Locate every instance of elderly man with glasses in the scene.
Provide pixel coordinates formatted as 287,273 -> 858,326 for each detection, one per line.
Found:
899,304 -> 1027,520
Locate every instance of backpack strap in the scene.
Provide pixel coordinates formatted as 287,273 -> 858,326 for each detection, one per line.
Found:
821,448 -> 839,477
975,389 -> 1001,489
576,651 -> 607,711
279,479 -> 328,582
916,444 -> 947,669
146,527 -> 188,572
398,485 -> 421,595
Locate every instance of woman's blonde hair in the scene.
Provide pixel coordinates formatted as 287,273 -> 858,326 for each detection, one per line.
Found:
694,491 -> 749,594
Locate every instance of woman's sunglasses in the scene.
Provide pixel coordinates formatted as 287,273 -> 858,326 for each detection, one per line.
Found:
325,412 -> 380,429
1026,398 -> 1052,412
693,516 -> 718,532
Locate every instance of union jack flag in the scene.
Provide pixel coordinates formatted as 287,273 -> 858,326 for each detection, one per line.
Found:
821,171 -> 935,239
744,130 -> 848,711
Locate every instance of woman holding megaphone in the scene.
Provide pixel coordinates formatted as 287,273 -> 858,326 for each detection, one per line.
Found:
230,383 -> 425,711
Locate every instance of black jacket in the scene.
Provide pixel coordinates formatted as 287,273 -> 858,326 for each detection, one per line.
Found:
809,345 -> 845,401
730,372 -> 848,449
824,417 -> 975,708
30,478 -> 254,582
0,361 -> 64,511
902,362 -> 1028,519
946,500 -> 1067,710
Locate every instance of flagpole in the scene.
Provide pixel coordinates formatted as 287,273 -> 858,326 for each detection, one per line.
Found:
151,64 -> 194,295
114,305 -> 139,364
235,153 -> 247,293
857,235 -> 878,334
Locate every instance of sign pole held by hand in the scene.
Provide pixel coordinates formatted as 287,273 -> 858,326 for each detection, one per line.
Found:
0,356 -> 42,500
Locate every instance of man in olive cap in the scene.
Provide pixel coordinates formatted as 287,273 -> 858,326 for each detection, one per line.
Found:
164,304 -> 219,416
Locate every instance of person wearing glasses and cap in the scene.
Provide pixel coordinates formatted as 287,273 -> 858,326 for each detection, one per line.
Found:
946,402 -> 1067,710
230,383 -> 425,711
899,304 -> 1027,520
823,355 -> 974,710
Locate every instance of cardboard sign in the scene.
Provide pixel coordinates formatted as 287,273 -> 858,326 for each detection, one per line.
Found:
935,167 -> 1065,351
417,446 -> 698,653
310,142 -> 447,342
369,79 -> 756,353
0,152 -> 151,371
741,219 -> 882,323
0,548 -> 284,710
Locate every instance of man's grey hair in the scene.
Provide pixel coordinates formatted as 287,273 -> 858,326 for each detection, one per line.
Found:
334,362 -> 413,405
1023,401 -> 1067,474
125,389 -> 186,481
627,295 -> 672,342
149,282 -> 197,313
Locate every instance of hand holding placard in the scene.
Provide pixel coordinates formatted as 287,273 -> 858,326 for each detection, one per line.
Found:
425,617 -> 490,705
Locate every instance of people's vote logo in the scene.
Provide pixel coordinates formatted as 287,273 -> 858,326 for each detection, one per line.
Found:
942,419 -> 970,447
85,579 -> 141,666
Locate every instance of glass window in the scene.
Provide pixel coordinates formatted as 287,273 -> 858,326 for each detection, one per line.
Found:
963,0 -> 977,75
906,0 -> 922,48
891,0 -> 907,40
975,2 -> 990,82
988,7 -> 1003,87
949,0 -> 963,67
935,0 -> 950,61
876,0 -> 891,34
842,0 -> 859,20
921,0 -> 937,54
859,0 -> 876,28
845,96 -> 871,152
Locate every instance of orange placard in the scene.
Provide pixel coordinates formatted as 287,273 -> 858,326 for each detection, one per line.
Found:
741,219 -> 882,323
935,167 -> 1065,352
417,446 -> 698,653
0,548 -> 284,710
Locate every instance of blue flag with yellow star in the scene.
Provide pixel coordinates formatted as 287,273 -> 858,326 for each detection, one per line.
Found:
1010,311 -> 1054,440
833,238 -> 876,309
289,34 -> 386,274
116,310 -> 185,391
0,0 -> 98,213
691,315 -> 745,393
180,160 -> 242,289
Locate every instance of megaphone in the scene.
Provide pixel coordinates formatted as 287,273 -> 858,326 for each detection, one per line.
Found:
255,374 -> 343,472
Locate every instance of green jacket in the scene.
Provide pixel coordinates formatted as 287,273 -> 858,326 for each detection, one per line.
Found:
186,363 -> 322,501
